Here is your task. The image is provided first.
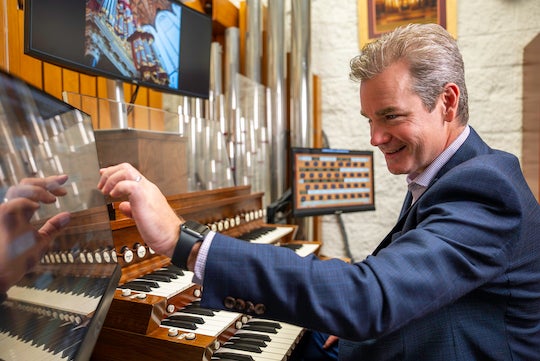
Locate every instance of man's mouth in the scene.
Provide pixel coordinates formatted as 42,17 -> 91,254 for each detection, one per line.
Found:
383,145 -> 406,155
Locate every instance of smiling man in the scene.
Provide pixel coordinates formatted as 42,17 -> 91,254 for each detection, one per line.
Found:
98,23 -> 540,360
360,60 -> 463,176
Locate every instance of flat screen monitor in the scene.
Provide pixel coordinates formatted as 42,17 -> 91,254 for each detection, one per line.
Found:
291,147 -> 375,217
24,0 -> 212,99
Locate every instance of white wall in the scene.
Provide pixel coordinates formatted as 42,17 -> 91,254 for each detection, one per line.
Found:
310,0 -> 540,261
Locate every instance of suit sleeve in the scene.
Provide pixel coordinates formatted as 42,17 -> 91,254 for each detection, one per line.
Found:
200,154 -> 523,341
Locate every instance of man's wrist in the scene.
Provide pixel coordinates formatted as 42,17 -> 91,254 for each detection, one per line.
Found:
170,220 -> 209,269
186,241 -> 203,271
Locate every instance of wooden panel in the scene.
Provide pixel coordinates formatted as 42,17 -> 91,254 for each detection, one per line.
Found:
212,0 -> 239,34
20,5 -> 43,88
0,0 -> 7,69
102,290 -> 167,334
182,0 -> 206,13
79,74 -> 98,96
148,89 -> 164,130
42,63 -> 63,99
62,69 -> 81,97
5,0 -> 22,76
78,75 -> 100,129
132,85 -> 150,129
239,1 -> 247,75
92,325 -> 214,361
94,129 -> 188,197
312,75 -> 323,241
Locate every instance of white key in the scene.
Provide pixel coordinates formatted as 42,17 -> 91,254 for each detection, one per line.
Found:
6,286 -> 99,316
0,331 -> 67,361
249,227 -> 294,244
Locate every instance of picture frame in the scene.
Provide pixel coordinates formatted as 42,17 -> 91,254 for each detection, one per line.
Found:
357,0 -> 457,48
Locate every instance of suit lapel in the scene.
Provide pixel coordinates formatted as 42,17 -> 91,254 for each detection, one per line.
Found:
372,192 -> 413,255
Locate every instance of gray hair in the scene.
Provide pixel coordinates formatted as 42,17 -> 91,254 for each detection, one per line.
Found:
350,23 -> 469,124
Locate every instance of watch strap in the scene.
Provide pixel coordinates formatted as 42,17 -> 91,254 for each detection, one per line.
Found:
171,220 -> 209,269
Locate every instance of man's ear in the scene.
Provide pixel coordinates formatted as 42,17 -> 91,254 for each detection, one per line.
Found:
441,83 -> 460,122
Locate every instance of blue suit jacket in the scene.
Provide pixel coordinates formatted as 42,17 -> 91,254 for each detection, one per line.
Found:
201,128 -> 540,360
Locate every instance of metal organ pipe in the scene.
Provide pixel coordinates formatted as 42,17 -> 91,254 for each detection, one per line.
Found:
290,0 -> 312,149
245,0 -> 262,83
266,0 -> 287,203
224,27 -> 241,185
209,42 -> 223,123
290,0 -> 313,239
243,0 -> 269,202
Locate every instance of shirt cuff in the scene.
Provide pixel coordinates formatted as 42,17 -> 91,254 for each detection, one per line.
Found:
192,231 -> 214,284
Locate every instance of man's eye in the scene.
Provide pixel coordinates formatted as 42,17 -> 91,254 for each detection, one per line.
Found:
385,114 -> 398,120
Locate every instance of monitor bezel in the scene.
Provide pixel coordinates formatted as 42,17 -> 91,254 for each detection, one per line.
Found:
23,0 -> 212,99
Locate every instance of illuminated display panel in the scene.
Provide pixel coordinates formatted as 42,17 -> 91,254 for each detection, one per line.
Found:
291,147 -> 375,217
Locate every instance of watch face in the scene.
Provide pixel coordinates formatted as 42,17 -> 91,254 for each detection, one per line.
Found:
183,220 -> 210,236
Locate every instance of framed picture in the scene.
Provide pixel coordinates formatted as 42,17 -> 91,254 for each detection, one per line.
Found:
357,0 -> 457,48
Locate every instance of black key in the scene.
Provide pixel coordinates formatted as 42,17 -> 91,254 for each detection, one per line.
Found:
152,270 -> 178,279
165,264 -> 185,276
118,284 -> 152,292
234,332 -> 271,342
242,324 -> 277,334
141,274 -> 171,282
237,227 -> 276,241
280,243 -> 302,250
162,319 -> 198,330
168,314 -> 205,324
182,304 -> 215,316
229,337 -> 267,347
222,341 -> 262,353
127,280 -> 160,288
247,320 -> 281,329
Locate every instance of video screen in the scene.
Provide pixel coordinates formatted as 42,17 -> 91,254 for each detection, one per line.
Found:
24,0 -> 212,98
291,147 -> 375,217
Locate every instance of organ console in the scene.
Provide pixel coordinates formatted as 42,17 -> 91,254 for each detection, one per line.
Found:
0,69 -> 319,360
91,185 -> 318,360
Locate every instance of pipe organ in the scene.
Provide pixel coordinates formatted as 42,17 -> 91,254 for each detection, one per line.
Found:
0,69 -> 320,360
1,0 -> 320,359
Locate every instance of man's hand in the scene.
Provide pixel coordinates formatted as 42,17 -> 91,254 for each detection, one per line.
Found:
97,163 -> 182,258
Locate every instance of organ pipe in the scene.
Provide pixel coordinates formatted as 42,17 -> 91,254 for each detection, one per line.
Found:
266,0 -> 287,203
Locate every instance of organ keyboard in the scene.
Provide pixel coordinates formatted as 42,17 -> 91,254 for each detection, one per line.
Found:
91,186 -> 316,360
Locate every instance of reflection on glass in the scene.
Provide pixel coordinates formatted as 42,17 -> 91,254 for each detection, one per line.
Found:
0,70 -> 120,361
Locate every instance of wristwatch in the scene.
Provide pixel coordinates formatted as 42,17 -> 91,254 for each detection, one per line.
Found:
171,220 -> 210,269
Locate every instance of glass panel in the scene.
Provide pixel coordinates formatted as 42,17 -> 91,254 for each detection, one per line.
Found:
0,70 -> 120,361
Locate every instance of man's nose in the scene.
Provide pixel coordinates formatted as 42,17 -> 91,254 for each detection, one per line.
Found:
370,123 -> 390,146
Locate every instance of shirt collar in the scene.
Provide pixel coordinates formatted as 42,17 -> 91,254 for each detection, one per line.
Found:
407,125 -> 470,199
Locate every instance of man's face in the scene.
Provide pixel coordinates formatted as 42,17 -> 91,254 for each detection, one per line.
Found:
360,61 -> 450,175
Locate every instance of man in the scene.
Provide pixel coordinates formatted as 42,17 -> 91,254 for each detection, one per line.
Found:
98,23 -> 540,360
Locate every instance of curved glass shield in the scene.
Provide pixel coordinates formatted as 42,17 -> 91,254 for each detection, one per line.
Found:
0,69 -> 120,361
